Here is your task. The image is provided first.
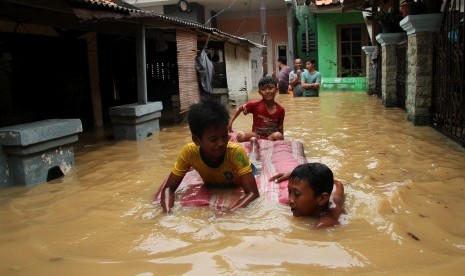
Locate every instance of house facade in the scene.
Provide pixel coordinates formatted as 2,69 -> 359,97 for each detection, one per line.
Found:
127,0 -> 291,89
0,0 -> 261,130
0,0 -> 262,186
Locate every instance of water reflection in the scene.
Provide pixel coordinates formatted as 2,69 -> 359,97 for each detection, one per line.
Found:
1,92 -> 465,275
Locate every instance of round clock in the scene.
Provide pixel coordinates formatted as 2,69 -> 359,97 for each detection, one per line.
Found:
178,0 -> 190,12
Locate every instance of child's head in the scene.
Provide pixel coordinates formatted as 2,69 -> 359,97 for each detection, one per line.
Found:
258,76 -> 278,100
287,163 -> 334,217
188,99 -> 230,138
188,99 -> 230,160
258,75 -> 278,88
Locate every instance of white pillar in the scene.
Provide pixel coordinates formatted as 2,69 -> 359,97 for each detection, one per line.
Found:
362,46 -> 377,95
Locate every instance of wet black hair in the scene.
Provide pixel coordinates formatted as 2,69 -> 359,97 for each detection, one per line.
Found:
289,163 -> 334,197
258,75 -> 278,87
307,59 -> 316,65
278,56 -> 287,65
187,98 -> 230,138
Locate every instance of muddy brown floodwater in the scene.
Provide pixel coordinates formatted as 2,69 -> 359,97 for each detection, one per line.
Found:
1,91 -> 465,275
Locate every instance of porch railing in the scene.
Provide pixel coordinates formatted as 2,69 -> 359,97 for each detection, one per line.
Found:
433,0 -> 465,146
396,39 -> 407,109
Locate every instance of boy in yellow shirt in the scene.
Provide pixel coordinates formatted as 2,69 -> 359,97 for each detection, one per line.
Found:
160,99 -> 259,213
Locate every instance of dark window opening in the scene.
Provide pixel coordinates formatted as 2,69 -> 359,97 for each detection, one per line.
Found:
337,25 -> 368,77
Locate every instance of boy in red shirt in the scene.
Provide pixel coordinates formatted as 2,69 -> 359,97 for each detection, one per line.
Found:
228,76 -> 285,146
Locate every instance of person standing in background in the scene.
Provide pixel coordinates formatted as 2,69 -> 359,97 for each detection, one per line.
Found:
272,56 -> 292,94
289,58 -> 307,97
301,59 -> 321,97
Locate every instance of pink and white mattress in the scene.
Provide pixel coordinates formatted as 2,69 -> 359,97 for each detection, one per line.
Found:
155,138 -> 307,210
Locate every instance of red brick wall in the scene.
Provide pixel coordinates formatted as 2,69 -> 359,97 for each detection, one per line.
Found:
176,28 -> 200,113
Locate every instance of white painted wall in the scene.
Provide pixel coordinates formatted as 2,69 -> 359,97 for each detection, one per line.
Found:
224,43 -> 253,100
243,33 -> 265,89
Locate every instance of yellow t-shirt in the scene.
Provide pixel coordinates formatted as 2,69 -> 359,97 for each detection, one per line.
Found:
172,142 -> 252,188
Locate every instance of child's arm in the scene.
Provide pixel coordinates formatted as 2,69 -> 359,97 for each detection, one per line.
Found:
160,172 -> 184,213
268,171 -> 291,183
315,180 -> 344,228
278,110 -> 285,134
314,73 -> 322,89
229,172 -> 260,211
228,105 -> 244,132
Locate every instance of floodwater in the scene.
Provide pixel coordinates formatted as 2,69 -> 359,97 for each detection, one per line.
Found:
1,91 -> 465,275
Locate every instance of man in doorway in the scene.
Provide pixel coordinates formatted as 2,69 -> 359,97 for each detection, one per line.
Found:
272,56 -> 292,94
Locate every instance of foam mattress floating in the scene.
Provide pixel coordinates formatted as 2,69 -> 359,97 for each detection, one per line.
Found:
155,138 -> 307,210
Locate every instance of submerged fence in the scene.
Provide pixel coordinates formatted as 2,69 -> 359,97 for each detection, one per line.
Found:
433,0 -> 465,146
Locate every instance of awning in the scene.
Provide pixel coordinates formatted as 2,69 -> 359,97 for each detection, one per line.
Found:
68,0 -> 265,49
309,0 -> 368,13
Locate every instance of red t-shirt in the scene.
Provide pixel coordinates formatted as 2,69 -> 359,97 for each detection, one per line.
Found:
242,99 -> 285,139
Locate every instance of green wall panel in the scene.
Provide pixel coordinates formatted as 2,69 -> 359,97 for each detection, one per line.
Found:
294,8 -> 367,92
295,6 -> 317,62
316,12 -> 365,79
320,77 -> 366,92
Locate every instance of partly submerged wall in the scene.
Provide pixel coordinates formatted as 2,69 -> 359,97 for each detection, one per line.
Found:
320,77 -> 366,92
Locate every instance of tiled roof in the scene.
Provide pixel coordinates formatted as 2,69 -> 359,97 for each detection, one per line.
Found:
311,0 -> 366,13
69,0 -> 263,49
316,0 -> 344,6
138,12 -> 266,48
69,0 -> 142,13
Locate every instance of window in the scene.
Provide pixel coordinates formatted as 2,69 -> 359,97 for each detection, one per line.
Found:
337,25 -> 368,77
301,31 -> 317,52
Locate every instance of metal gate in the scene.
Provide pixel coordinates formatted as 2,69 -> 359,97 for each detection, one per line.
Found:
433,0 -> 465,146
396,39 -> 407,109
375,45 -> 382,96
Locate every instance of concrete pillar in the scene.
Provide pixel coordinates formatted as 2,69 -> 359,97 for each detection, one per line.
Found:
362,46 -> 377,95
84,32 -> 104,127
400,14 -> 441,125
376,33 -> 405,107
136,24 -> 148,104
286,1 -> 295,63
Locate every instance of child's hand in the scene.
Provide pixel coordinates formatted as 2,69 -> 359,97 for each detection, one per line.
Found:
161,203 -> 171,214
269,172 -> 291,183
161,207 -> 172,214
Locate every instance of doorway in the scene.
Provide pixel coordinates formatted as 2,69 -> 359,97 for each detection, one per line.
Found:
276,43 -> 288,73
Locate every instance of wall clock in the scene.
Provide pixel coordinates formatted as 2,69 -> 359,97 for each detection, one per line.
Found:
178,0 -> 190,12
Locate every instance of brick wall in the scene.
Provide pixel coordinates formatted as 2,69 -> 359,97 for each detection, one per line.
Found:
176,28 -> 200,113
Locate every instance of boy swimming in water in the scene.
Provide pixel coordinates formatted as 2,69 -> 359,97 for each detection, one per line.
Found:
269,163 -> 344,228
160,99 -> 259,213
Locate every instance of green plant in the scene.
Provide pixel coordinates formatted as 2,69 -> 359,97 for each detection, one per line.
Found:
403,0 -> 443,13
325,58 -> 363,78
423,0 -> 443,13
374,7 -> 403,23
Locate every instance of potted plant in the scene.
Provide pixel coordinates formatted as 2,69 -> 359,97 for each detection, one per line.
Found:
405,0 -> 425,15
403,0 -> 443,15
424,0 -> 443,13
400,0 -> 411,18
375,7 -> 404,33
